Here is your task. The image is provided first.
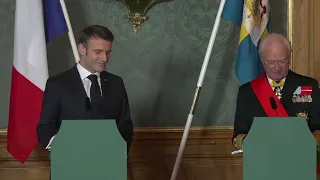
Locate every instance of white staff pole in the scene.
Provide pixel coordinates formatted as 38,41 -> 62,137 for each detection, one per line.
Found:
170,0 -> 227,179
59,0 -> 80,63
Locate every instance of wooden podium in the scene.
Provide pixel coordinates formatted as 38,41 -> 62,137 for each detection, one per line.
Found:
243,117 -> 317,180
50,119 -> 127,180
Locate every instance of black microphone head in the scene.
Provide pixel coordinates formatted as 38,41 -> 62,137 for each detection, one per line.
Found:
269,97 -> 277,110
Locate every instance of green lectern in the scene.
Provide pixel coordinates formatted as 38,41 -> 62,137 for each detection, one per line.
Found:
50,119 -> 127,180
243,117 -> 317,180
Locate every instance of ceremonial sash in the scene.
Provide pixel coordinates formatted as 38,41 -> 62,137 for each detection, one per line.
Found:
251,75 -> 289,117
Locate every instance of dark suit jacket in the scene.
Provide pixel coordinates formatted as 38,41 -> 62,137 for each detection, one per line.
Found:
233,70 -> 320,139
37,65 -> 133,150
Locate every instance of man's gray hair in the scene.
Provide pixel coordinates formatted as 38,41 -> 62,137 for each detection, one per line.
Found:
258,33 -> 292,56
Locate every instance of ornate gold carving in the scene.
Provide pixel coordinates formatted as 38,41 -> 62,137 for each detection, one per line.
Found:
244,0 -> 266,27
118,0 -> 165,33
297,111 -> 309,119
129,13 -> 147,33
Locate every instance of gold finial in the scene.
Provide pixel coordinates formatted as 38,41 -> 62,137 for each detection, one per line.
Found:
118,0 -> 163,33
129,13 -> 147,33
297,111 -> 309,119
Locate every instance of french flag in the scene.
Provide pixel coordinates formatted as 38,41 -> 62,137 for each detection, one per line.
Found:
7,0 -> 67,163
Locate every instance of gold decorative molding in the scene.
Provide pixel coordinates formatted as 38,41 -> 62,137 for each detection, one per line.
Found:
287,0 -> 294,70
0,129 -> 7,133
134,126 -> 234,132
0,126 -> 234,134
118,0 -> 166,33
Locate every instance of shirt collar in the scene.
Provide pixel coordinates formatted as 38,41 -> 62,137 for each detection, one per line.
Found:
267,76 -> 286,84
77,63 -> 100,80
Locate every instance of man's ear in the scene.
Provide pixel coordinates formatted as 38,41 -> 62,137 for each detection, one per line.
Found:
78,43 -> 86,56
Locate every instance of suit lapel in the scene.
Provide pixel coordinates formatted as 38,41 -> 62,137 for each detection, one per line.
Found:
96,72 -> 109,118
69,65 -> 88,99
100,72 -> 109,99
61,65 -> 90,118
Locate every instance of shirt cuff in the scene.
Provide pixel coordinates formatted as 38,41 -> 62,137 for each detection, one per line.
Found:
45,135 -> 56,150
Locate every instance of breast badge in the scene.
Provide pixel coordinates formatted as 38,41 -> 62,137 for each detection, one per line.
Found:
292,86 -> 312,103
297,111 -> 309,119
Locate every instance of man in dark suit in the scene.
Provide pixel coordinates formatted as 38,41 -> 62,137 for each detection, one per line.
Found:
36,25 -> 133,151
233,33 -> 320,150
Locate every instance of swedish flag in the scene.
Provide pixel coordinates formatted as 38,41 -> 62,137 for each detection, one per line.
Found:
222,0 -> 271,84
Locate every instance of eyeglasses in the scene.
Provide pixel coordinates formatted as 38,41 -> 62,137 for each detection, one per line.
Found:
262,57 -> 289,68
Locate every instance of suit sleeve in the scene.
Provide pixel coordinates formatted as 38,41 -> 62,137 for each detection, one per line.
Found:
117,80 -> 134,152
233,86 -> 250,149
36,78 -> 60,149
309,80 -> 320,149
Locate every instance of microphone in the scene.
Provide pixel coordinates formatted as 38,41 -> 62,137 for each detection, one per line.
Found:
269,97 -> 278,116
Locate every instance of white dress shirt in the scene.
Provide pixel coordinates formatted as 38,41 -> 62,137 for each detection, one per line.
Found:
76,63 -> 102,98
267,76 -> 286,91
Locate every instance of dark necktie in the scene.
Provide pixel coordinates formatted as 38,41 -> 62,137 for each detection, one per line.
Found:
87,74 -> 102,117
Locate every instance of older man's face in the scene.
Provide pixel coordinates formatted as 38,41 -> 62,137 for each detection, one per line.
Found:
261,43 -> 290,81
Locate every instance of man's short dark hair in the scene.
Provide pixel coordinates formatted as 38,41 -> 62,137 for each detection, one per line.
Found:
78,25 -> 114,47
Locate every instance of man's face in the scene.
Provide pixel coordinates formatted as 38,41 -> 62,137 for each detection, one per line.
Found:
78,37 -> 112,73
261,43 -> 290,81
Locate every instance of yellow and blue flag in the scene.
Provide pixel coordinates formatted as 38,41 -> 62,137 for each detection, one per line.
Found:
222,0 -> 271,84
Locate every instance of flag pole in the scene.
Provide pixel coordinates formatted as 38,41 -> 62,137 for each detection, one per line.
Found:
169,0 -> 227,179
59,0 -> 80,63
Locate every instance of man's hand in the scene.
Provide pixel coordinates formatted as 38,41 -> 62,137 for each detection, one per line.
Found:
233,134 -> 247,149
